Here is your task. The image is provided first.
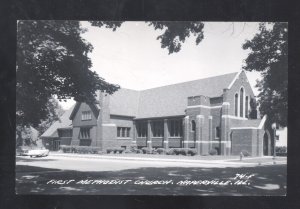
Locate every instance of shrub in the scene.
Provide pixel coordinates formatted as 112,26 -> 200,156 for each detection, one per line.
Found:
275,146 -> 287,156
106,148 -> 125,154
173,148 -> 181,155
166,148 -> 175,155
165,148 -> 197,156
276,146 -> 287,153
130,145 -> 138,152
136,149 -> 143,154
187,148 -> 197,156
60,145 -> 73,153
209,148 -> 218,155
241,150 -> 251,157
156,148 -> 165,154
141,147 -> 153,154
59,145 -> 104,154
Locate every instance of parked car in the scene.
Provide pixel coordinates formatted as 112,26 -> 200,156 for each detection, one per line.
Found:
17,146 -> 49,157
16,146 -> 30,156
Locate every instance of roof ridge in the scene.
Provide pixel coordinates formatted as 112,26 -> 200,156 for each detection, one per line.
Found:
138,71 -> 238,92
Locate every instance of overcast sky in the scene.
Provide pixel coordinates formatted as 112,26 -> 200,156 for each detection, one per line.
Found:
59,21 -> 262,110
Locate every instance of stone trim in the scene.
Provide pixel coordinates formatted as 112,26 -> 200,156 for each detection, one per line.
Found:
258,115 -> 267,129
231,127 -> 260,130
227,70 -> 242,89
222,115 -> 247,120
186,105 -> 222,109
102,123 -> 116,126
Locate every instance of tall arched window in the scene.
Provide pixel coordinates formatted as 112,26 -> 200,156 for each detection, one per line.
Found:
245,96 -> 249,118
240,88 -> 244,117
234,93 -> 238,116
191,120 -> 196,132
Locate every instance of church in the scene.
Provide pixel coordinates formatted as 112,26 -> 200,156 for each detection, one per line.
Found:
41,70 -> 271,156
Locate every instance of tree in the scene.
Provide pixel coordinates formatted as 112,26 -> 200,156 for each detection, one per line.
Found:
17,20 -> 206,129
17,20 -> 119,128
243,23 -> 288,127
90,21 -> 204,54
37,97 -> 65,135
249,97 -> 258,119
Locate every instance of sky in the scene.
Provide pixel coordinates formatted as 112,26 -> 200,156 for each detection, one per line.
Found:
59,21 -> 262,110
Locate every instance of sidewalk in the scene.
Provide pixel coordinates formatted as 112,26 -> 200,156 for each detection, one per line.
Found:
49,152 -> 286,166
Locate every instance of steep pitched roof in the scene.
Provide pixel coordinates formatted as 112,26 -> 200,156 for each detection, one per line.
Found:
69,102 -> 100,120
135,72 -> 238,118
40,106 -> 74,138
109,88 -> 140,117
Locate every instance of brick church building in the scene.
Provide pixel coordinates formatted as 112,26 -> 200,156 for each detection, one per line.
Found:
41,71 -> 271,156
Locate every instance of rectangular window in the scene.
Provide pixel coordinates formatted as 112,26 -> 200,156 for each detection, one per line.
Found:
152,121 -> 164,137
117,127 -> 130,138
137,122 -> 147,137
169,119 -> 183,137
79,127 -> 90,139
81,111 -> 92,121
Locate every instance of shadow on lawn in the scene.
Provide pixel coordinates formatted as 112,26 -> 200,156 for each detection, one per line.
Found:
15,164 -> 286,196
16,156 -> 58,163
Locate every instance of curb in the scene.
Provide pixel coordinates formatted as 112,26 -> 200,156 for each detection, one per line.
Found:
48,153 -> 284,166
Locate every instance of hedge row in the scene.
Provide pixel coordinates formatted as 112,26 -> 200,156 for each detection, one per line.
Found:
276,146 -> 287,156
59,145 -> 103,154
129,147 -> 198,156
106,148 -> 125,154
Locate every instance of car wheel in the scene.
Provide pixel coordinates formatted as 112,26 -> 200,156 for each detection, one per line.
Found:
30,155 -> 32,158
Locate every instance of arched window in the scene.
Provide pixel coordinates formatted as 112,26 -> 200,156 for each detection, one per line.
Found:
240,88 -> 244,117
245,96 -> 249,118
234,93 -> 238,116
191,120 -> 196,132
215,127 -> 220,139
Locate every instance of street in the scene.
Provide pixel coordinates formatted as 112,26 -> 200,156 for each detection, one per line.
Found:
16,155 -> 287,195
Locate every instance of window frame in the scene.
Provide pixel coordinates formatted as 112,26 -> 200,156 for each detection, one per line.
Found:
152,120 -> 164,138
117,127 -> 131,138
81,111 -> 92,121
137,121 -> 147,138
169,119 -> 183,137
79,127 -> 91,139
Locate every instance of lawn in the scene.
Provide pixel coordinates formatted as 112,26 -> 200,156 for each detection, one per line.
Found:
16,163 -> 286,195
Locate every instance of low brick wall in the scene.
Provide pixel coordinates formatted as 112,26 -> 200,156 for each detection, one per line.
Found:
152,138 -> 163,148
169,138 -> 182,148
136,138 -> 147,147
102,138 -> 132,150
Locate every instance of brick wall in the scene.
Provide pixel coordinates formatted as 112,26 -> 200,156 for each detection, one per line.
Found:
72,103 -> 97,127
225,71 -> 255,117
231,129 -> 253,155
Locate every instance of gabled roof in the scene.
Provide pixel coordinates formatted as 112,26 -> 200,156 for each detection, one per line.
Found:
41,106 -> 73,138
135,72 -> 238,118
69,102 -> 100,120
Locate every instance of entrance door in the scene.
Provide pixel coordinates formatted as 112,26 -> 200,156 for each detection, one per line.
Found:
263,132 -> 268,156
53,140 -> 61,151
